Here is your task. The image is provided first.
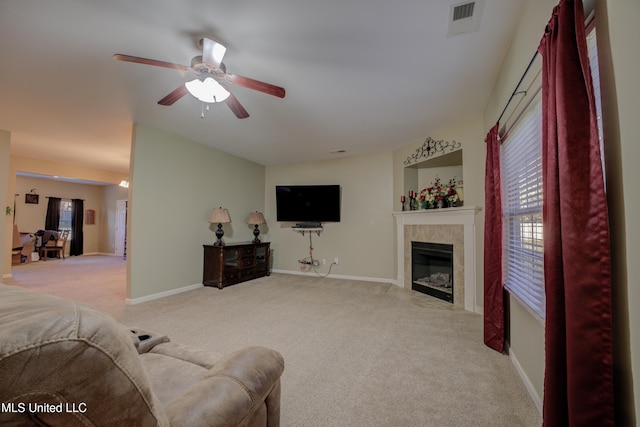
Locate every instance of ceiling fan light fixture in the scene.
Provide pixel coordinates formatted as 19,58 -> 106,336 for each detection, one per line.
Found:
185,77 -> 230,103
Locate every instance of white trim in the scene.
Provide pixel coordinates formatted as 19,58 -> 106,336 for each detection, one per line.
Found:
83,252 -> 121,256
393,206 -> 481,312
508,345 -> 543,415
271,269 -> 395,285
126,283 -> 203,305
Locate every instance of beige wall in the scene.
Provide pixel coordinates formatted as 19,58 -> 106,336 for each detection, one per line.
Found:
127,124 -> 266,300
1,130 -> 10,278
265,151 -> 395,280
393,113 -> 485,308
596,0 -> 639,422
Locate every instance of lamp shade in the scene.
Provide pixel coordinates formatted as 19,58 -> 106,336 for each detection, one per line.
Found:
247,211 -> 266,225
210,207 -> 231,224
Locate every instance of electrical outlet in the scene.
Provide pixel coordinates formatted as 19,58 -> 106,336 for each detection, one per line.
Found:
334,257 -> 339,265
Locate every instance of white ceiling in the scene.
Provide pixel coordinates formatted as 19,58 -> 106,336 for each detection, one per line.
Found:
0,0 -> 526,174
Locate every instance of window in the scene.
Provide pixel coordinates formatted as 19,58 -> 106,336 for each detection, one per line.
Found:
586,26 -> 606,183
501,95 -> 545,321
59,199 -> 72,230
59,199 -> 72,235
500,24 -> 605,322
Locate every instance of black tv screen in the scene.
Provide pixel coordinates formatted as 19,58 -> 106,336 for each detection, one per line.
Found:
276,185 -> 341,223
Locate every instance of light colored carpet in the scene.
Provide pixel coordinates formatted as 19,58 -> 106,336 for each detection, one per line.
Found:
4,255 -> 541,426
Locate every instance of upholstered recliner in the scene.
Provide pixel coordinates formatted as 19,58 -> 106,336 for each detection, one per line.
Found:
0,284 -> 284,426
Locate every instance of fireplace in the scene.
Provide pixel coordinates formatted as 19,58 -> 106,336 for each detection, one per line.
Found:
394,207 -> 479,311
411,241 -> 454,303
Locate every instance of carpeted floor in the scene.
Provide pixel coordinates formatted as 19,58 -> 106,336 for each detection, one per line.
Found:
4,255 -> 541,426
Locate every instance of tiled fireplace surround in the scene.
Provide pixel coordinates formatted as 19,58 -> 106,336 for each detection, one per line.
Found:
393,206 -> 480,312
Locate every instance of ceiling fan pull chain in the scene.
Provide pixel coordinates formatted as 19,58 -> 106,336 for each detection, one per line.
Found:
201,102 -> 205,119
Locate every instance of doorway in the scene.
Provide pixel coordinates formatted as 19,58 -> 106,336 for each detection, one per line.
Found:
115,200 -> 127,259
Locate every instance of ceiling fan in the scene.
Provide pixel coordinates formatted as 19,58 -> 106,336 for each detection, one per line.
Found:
113,38 -> 285,119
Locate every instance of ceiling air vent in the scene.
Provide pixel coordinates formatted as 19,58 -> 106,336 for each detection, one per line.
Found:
447,0 -> 484,37
453,2 -> 475,21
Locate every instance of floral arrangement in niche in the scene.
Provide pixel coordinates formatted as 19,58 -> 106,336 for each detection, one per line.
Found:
446,178 -> 459,205
418,177 -> 458,209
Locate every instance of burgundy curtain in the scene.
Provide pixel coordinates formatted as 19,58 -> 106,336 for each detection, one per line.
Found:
483,123 -> 504,352
538,0 -> 614,425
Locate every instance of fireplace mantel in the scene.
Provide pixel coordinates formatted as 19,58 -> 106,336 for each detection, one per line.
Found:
393,206 -> 481,312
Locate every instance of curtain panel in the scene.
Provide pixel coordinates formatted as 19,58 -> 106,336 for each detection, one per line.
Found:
70,199 -> 84,256
538,0 -> 614,425
44,197 -> 61,231
483,123 -> 504,352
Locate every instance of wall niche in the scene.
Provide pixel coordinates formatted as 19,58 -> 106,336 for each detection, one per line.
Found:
403,148 -> 463,206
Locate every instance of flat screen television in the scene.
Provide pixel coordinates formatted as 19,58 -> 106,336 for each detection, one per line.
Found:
275,185 -> 341,223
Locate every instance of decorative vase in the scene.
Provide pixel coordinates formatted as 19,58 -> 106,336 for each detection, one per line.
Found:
436,200 -> 444,209
448,200 -> 457,208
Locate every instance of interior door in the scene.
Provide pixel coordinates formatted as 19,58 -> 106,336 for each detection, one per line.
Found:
115,200 -> 127,257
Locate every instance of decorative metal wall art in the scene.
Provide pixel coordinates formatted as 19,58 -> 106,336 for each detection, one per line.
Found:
404,137 -> 462,166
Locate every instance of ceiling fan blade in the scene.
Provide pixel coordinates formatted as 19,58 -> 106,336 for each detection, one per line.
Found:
201,38 -> 226,69
157,85 -> 189,106
224,74 -> 286,98
225,93 -> 250,119
113,54 -> 191,72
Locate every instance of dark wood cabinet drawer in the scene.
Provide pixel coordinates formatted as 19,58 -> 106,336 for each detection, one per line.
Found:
223,270 -> 238,281
240,247 -> 255,257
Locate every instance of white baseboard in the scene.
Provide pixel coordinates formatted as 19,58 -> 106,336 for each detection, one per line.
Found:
508,346 -> 543,415
126,283 -> 203,305
84,252 -> 122,257
271,269 -> 394,285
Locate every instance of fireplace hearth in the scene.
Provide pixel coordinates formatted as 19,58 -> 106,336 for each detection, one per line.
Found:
411,241 -> 454,303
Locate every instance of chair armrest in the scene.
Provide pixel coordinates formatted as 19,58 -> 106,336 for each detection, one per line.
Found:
128,327 -> 170,354
164,346 -> 284,427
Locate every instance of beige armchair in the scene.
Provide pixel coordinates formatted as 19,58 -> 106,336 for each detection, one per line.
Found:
0,284 -> 284,426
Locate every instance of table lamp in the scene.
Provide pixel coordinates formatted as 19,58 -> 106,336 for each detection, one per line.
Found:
247,211 -> 266,243
210,207 -> 231,246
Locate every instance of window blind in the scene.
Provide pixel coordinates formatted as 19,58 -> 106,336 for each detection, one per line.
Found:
501,95 -> 545,320
587,27 -> 606,183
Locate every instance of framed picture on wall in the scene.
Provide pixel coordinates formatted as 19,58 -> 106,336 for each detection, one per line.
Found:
25,194 -> 39,204
85,209 -> 95,225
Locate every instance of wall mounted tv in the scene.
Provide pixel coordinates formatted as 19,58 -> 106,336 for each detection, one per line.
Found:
275,185 -> 341,223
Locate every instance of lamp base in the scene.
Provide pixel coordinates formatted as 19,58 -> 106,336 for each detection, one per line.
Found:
214,223 -> 225,246
252,224 -> 261,244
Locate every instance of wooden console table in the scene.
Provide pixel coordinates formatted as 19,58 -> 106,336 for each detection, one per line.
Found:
203,241 -> 270,289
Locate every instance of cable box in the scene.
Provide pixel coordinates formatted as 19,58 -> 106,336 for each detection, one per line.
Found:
294,223 -> 322,228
